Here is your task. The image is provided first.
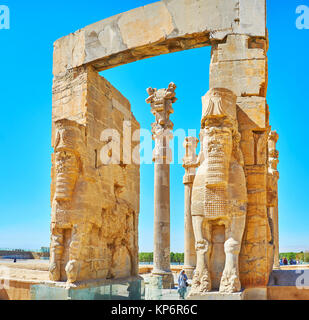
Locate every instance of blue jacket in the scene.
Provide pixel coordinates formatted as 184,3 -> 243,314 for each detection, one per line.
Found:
178,272 -> 188,288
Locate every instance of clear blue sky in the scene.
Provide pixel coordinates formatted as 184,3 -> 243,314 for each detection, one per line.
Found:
0,0 -> 308,253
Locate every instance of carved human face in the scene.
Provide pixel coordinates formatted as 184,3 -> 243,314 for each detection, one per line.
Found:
152,89 -> 165,107
204,126 -> 233,186
55,149 -> 79,201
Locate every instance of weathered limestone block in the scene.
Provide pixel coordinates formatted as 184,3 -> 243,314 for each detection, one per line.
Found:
146,83 -> 177,289
50,66 -> 140,283
237,97 -> 267,129
118,3 -> 174,49
189,88 -> 247,296
236,0 -> 267,37
210,35 -> 267,97
163,0 -> 239,36
53,0 -> 266,76
239,164 -> 272,287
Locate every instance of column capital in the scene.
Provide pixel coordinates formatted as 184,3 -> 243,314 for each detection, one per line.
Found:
146,82 -> 177,135
146,82 -> 177,163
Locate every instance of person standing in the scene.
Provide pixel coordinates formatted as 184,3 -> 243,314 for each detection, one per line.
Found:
178,270 -> 188,299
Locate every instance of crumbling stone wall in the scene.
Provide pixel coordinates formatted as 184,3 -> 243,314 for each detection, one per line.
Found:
50,66 -> 140,282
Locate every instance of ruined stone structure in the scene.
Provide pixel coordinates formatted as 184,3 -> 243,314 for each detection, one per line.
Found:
45,0 -> 275,298
50,67 -> 140,283
146,83 -> 176,289
183,137 -> 199,279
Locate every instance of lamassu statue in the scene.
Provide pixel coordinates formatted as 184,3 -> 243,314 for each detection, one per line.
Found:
190,88 -> 248,295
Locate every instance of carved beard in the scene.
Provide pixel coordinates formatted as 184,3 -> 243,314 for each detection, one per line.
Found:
205,128 -> 233,187
55,149 -> 79,202
199,127 -> 233,218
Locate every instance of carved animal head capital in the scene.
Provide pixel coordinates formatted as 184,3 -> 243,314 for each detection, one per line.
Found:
146,82 -> 177,133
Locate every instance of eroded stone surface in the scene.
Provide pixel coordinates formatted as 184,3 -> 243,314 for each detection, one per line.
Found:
50,66 -> 140,283
53,0 -> 266,76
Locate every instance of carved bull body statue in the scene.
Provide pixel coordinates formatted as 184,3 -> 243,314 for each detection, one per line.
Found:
190,88 -> 248,294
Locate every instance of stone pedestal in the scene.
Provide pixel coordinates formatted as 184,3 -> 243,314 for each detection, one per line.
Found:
187,290 -> 245,300
150,273 -> 175,291
146,83 -> 177,289
30,277 -> 144,300
187,288 -> 268,300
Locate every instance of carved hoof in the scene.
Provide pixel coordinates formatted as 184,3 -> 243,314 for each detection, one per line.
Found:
65,260 -> 79,283
219,269 -> 241,293
49,262 -> 60,281
191,269 -> 212,293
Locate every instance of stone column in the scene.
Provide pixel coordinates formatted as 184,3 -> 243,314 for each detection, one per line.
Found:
183,137 -> 199,279
146,83 -> 177,289
268,131 -> 279,269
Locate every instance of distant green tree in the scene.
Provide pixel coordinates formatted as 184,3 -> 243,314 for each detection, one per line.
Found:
170,252 -> 184,264
279,251 -> 309,263
139,252 -> 185,264
139,252 -> 153,263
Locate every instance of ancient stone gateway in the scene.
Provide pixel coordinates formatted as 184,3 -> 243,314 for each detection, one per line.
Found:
45,0 -> 278,299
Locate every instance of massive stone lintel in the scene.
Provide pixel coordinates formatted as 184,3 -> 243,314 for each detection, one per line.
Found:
53,0 -> 266,76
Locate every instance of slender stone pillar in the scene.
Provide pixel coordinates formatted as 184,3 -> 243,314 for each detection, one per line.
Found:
267,131 -> 279,269
183,137 -> 199,279
146,83 -> 177,289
